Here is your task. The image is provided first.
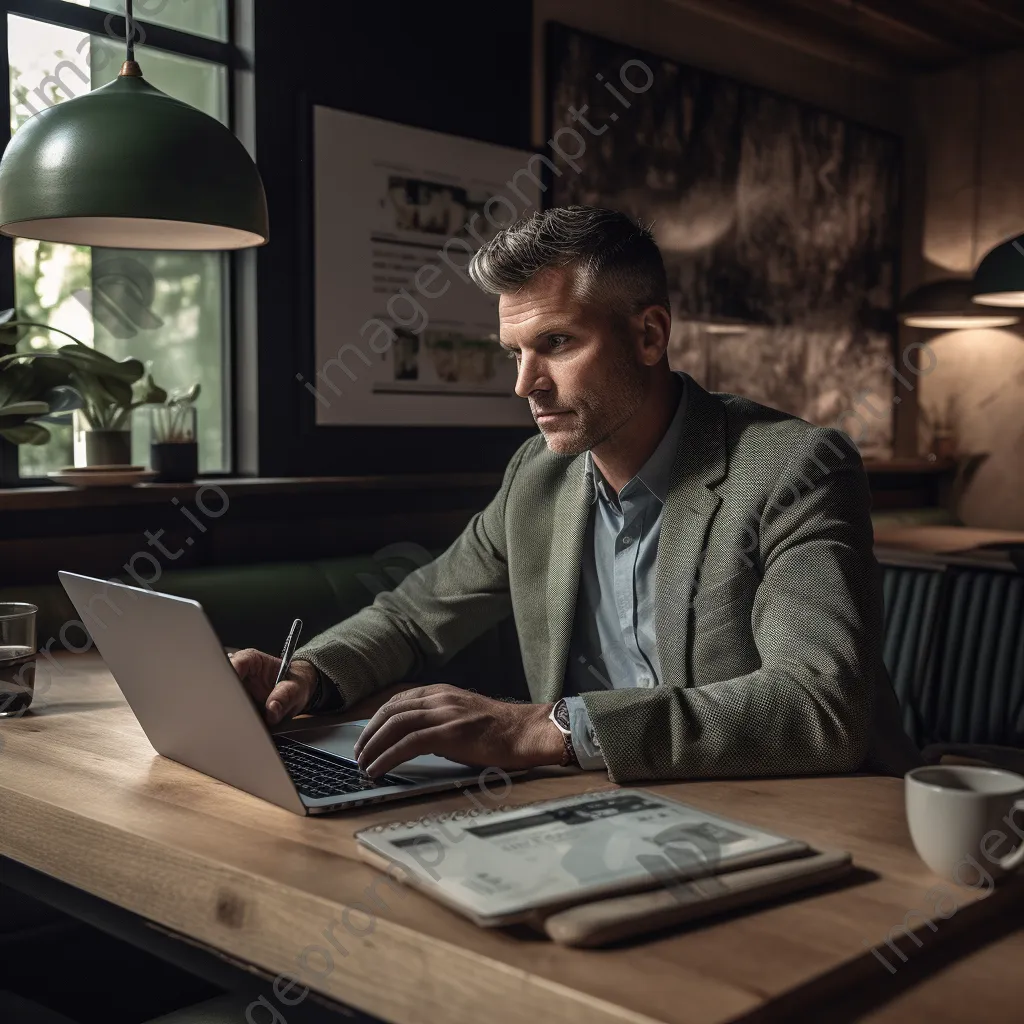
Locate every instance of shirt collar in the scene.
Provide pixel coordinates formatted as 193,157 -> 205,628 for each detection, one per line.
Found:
584,370 -> 689,507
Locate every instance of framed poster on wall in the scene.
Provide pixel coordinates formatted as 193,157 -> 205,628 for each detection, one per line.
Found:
312,107 -> 540,427
545,23 -> 902,459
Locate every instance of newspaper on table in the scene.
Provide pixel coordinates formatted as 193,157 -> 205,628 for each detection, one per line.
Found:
355,789 -> 810,926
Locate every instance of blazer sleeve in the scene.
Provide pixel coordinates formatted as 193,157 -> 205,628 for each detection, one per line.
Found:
293,438 -> 534,712
579,426 -> 880,783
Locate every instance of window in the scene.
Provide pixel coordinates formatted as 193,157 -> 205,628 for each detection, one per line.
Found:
67,0 -> 228,42
2,0 -> 238,481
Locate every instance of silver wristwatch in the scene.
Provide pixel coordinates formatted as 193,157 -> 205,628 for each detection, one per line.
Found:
548,697 -> 578,767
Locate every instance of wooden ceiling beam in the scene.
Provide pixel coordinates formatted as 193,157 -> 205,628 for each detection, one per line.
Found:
664,0 -> 906,78
672,0 -> 1024,72
776,0 -> 967,60
853,0 -> 1024,48
672,0 -> 961,70
947,0 -> 1024,34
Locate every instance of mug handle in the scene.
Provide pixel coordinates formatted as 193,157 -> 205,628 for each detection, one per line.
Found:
998,799 -> 1024,872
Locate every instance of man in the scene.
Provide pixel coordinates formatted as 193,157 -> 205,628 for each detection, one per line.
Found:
233,206 -> 920,783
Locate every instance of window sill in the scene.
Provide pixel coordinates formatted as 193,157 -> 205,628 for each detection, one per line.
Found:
0,473 -> 504,512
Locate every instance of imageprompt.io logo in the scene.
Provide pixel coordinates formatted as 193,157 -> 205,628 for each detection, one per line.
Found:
555,793 -> 733,904
73,255 -> 164,339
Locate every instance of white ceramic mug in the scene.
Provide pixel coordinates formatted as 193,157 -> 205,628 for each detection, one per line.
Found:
905,765 -> 1024,885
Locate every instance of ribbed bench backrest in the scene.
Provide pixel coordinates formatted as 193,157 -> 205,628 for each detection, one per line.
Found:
921,568 -> 1024,748
880,562 -> 946,748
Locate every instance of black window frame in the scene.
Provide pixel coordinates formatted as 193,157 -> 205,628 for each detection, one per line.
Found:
0,0 -> 250,487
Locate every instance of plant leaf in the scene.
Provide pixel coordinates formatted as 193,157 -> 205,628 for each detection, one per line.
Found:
0,360 -> 83,415
40,385 -> 82,418
0,362 -> 33,405
104,376 -> 134,409
133,372 -> 167,407
0,421 -> 50,445
27,357 -> 75,393
0,350 -> 66,369
0,400 -> 49,417
172,382 -> 200,406
73,370 -> 133,412
58,346 -> 144,382
0,343 -> 152,434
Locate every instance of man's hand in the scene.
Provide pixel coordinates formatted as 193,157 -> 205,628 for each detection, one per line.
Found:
353,684 -> 566,777
229,649 -> 319,725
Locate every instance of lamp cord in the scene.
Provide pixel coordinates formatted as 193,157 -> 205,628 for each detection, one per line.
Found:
970,56 -> 984,270
125,0 -> 135,63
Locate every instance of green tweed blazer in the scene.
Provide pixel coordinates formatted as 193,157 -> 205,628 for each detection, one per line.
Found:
295,374 -> 922,783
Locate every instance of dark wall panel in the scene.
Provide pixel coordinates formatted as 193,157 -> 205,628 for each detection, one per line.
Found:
253,0 -> 536,477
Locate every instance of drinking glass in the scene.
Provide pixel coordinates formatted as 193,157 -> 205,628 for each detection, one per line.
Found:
0,602 -> 37,717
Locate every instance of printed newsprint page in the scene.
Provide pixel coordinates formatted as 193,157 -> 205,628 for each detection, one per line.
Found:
356,790 -> 808,925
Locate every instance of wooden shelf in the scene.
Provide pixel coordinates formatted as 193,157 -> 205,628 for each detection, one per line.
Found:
862,457 -> 956,474
0,473 -> 504,512
0,460 -> 959,585
0,459 -> 955,513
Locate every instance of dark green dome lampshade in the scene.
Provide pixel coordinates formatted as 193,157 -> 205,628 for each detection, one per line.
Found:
0,64 -> 268,250
972,234 -> 1024,307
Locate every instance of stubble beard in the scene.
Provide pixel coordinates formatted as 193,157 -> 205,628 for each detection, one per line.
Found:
539,353 -> 647,457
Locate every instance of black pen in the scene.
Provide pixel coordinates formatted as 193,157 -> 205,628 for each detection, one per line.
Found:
273,617 -> 304,693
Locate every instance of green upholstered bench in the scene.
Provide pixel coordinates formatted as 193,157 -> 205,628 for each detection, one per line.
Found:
879,560 -> 947,746
877,556 -> 1024,770
3,553 -> 1020,757
916,566 -> 1024,757
0,553 -> 529,703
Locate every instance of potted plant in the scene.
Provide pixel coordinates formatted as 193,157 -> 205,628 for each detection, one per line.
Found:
150,383 -> 200,483
0,309 -> 166,466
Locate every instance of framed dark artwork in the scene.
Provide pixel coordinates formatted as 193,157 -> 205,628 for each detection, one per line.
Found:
544,22 -> 902,459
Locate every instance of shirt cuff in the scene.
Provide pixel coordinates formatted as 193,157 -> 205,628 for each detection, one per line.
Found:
564,695 -> 607,771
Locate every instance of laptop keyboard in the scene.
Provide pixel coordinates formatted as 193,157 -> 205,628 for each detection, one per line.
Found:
275,736 -> 408,798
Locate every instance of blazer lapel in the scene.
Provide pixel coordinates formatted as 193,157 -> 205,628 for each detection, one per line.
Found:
655,377 -> 729,690
540,452 -> 593,704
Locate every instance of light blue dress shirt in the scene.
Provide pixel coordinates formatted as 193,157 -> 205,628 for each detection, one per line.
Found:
562,371 -> 689,770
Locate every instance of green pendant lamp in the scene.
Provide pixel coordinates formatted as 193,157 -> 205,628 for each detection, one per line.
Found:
900,57 -> 1018,329
898,278 -> 1019,329
0,0 -> 267,250
972,235 -> 1024,307
969,53 -> 1024,309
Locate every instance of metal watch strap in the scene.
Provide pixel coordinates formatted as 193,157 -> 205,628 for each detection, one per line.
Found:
560,729 -> 578,768
552,697 -> 578,767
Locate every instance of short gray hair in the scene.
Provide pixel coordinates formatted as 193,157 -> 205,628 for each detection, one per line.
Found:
468,205 -> 670,321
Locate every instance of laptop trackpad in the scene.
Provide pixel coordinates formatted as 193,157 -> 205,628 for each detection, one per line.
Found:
278,720 -> 477,779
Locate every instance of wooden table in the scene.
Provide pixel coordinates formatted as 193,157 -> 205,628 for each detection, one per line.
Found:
1,654 -> 1021,1024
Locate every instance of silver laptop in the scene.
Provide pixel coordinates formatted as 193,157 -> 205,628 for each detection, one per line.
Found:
59,571 -> 524,815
